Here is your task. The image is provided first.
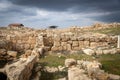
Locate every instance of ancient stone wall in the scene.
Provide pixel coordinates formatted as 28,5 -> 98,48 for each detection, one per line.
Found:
0,30 -> 37,52
0,23 -> 119,52
35,32 -> 117,51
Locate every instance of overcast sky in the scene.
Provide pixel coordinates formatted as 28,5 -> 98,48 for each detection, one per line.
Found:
0,0 -> 120,28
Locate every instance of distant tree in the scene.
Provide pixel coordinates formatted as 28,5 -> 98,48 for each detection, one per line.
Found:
48,25 -> 58,29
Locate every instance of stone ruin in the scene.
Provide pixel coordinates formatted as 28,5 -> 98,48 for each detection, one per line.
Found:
0,23 -> 120,80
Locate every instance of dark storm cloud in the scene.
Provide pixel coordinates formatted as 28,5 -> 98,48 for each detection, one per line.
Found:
9,0 -> 120,22
91,11 -> 120,22
0,0 -> 120,27
10,0 -> 120,12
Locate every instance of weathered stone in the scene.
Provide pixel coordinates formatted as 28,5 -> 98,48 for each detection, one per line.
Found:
117,35 -> 120,48
72,41 -> 79,47
84,37 -> 90,41
95,49 -> 103,55
67,41 -> 73,44
0,49 -> 7,55
72,47 -> 80,50
54,36 -> 61,41
79,41 -> 84,48
45,66 -> 58,73
24,44 -> 30,50
83,48 -> 95,55
22,50 -> 32,58
84,41 -> 90,47
90,37 -> 95,42
7,51 -> 17,58
62,45 -> 67,50
109,74 -> 120,80
51,46 -> 62,51
61,36 -> 69,42
6,55 -> 37,80
58,77 -> 66,80
103,49 -> 111,54
77,37 -> 84,41
61,42 -> 67,46
68,67 -> 91,80
94,71 -> 109,80
90,42 -> 98,48
54,41 -> 61,47
71,37 -> 77,41
67,44 -> 72,50
58,66 -> 65,72
65,58 -> 77,67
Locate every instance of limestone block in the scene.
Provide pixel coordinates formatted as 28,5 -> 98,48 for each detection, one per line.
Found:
0,49 -> 7,55
90,37 -> 95,42
102,42 -> 108,46
90,42 -> 98,48
62,45 -> 67,50
6,35 -> 11,40
24,44 -> 30,50
54,35 -> 61,41
23,36 -> 29,41
67,44 -> 72,50
15,44 -> 24,51
61,36 -> 69,42
77,37 -> 84,41
94,37 -> 100,42
83,48 -> 95,55
65,58 -> 77,67
79,41 -> 84,48
17,40 -> 22,44
95,49 -> 103,55
109,74 -> 120,80
106,37 -> 112,42
61,42 -> 67,46
103,49 -> 111,54
28,38 -> 36,44
99,37 -> 105,42
72,41 -> 79,47
7,51 -> 17,58
68,67 -> 91,80
84,41 -> 90,47
54,41 -> 61,47
71,37 -> 77,41
84,37 -> 90,41
67,41 -> 73,44
72,47 -> 80,50
51,46 -> 59,51
58,46 -> 63,51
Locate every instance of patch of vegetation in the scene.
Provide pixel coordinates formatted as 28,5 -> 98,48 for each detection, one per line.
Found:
39,52 -> 93,67
39,54 -> 66,67
40,71 -> 67,80
39,52 -> 120,79
93,27 -> 120,35
97,54 -> 120,75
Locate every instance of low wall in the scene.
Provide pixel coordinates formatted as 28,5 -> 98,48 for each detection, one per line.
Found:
36,33 -> 117,51
0,31 -> 37,52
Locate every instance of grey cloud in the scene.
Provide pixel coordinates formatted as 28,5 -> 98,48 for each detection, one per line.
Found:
91,11 -> 120,22
0,0 -> 120,27
9,0 -> 120,23
10,0 -> 120,12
